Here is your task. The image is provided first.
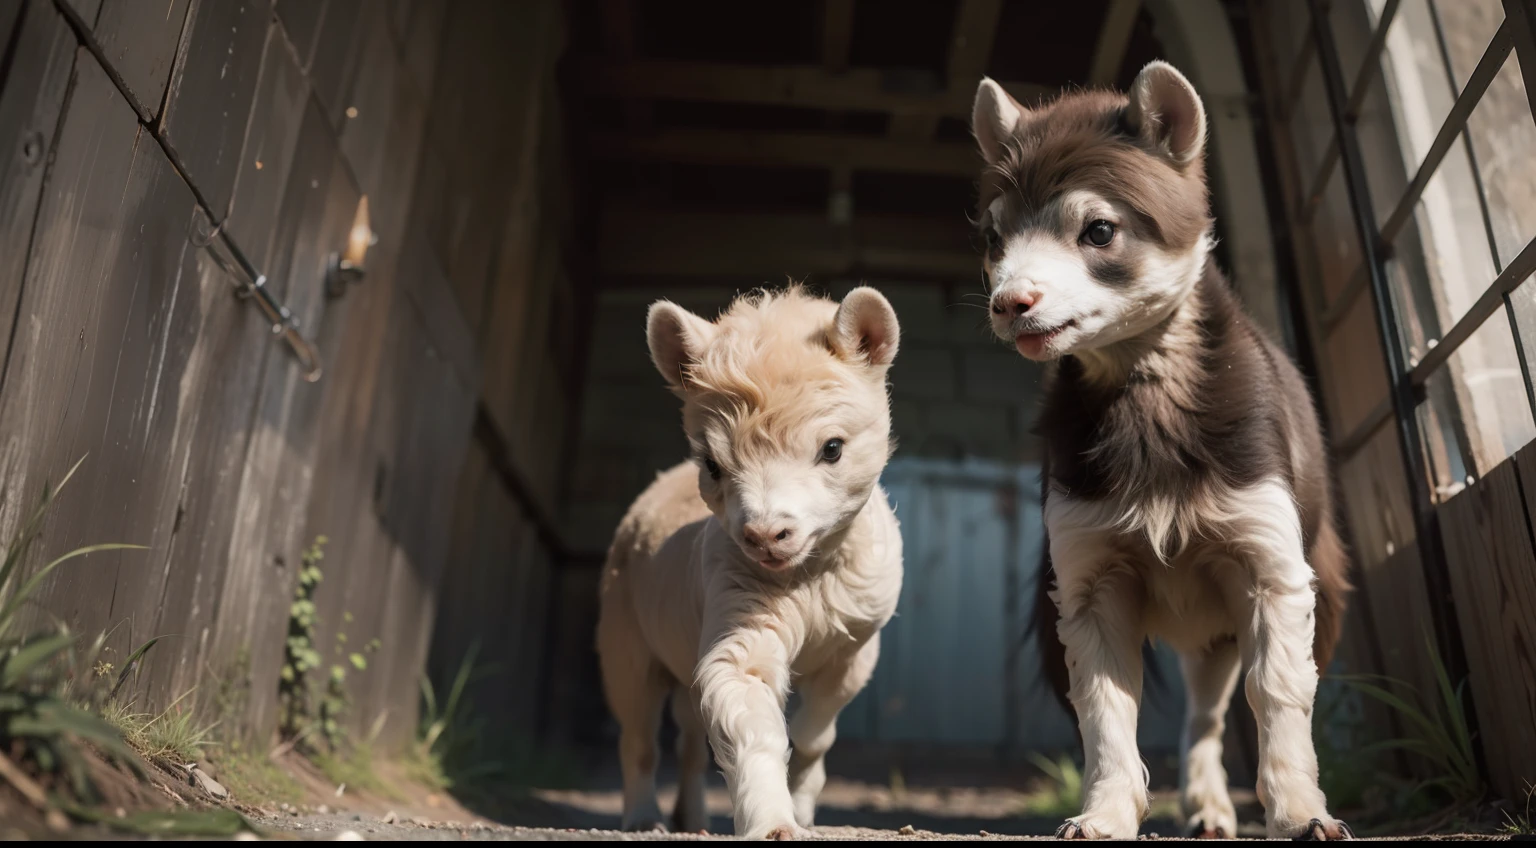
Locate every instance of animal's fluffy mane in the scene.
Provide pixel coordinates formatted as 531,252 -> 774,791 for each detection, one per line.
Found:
682,286 -> 888,466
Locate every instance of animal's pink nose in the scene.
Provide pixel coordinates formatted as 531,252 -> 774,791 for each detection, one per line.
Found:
991,291 -> 1037,317
743,523 -> 793,549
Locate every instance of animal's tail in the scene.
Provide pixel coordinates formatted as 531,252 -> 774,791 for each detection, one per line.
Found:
1310,519 -> 1352,674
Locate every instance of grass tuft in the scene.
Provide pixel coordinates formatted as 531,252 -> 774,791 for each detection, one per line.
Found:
311,743 -> 394,798
101,688 -> 218,762
1335,634 -> 1483,810
0,455 -> 148,807
1500,781 -> 1535,836
404,647 -> 580,807
1020,751 -> 1082,819
209,740 -> 305,808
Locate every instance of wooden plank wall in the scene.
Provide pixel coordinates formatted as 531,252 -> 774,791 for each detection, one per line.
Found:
420,0 -> 582,744
0,0 -> 579,749
1438,446 -> 1536,802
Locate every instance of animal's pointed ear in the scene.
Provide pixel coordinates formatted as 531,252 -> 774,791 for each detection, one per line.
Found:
972,77 -> 1025,166
830,287 -> 900,370
647,301 -> 716,389
1125,61 -> 1207,167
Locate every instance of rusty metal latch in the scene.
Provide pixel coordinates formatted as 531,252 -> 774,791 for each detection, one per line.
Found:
191,210 -> 323,382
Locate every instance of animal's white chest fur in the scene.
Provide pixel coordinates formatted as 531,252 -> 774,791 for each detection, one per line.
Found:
783,547 -> 903,676
1043,480 -> 1305,653
766,494 -> 904,677
634,489 -> 904,685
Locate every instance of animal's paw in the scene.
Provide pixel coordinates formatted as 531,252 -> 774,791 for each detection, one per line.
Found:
1294,818 -> 1354,841
1054,817 -> 1133,840
623,820 -> 667,833
1186,819 -> 1230,838
1184,805 -> 1237,839
1055,804 -> 1141,840
1182,784 -> 1238,839
760,823 -> 810,840
1055,820 -> 1090,839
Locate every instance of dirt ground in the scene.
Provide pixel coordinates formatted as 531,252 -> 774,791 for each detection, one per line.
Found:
6,744 -> 1515,840
236,774 -> 1515,842
240,780 -> 1514,841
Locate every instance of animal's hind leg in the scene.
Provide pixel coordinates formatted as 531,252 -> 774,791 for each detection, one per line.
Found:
1178,638 -> 1241,838
787,636 -> 880,829
597,594 -> 670,832
670,687 -> 710,833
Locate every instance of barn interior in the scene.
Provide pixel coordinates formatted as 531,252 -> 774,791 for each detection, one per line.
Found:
2,0 -> 1535,838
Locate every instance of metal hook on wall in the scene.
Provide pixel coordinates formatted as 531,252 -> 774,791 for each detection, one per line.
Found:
190,209 -> 324,382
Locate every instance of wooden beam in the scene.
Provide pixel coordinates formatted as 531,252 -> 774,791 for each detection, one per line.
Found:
575,59 -> 1048,117
892,0 -> 1004,140
821,0 -> 858,204
821,0 -> 856,73
598,203 -> 978,281
587,128 -> 980,176
599,0 -> 652,129
1088,0 -> 1141,86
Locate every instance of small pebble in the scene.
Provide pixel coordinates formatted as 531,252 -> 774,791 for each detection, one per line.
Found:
898,825 -> 916,835
382,811 -> 398,825
317,804 -> 331,815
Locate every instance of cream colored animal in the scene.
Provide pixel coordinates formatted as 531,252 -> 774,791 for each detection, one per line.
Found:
596,286 -> 904,840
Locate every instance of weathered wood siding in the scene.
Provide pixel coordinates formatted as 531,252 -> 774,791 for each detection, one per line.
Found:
0,0 -> 579,749
1438,449 -> 1536,801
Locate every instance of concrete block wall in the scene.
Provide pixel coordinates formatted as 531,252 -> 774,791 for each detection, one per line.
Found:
565,281 -> 1046,557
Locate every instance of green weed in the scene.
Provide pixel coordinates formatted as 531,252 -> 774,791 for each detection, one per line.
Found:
408,647 -> 579,800
0,456 -> 147,805
101,688 -> 218,762
208,740 -> 305,808
1020,751 -> 1082,819
1336,635 -> 1483,809
1499,780 -> 1535,836
311,743 -> 392,797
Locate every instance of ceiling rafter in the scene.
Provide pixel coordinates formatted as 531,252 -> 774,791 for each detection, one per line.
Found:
821,0 -> 858,218
587,128 -> 979,176
1088,0 -> 1142,86
575,59 -> 1048,120
890,0 -> 1004,141
598,202 -> 978,281
599,0 -> 653,130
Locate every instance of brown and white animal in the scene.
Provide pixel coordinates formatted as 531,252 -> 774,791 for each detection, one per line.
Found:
595,286 -> 904,839
970,62 -> 1352,840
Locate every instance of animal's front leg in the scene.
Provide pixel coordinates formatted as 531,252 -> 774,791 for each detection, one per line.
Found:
1053,556 -> 1149,839
787,635 -> 880,828
1225,483 -> 1351,840
696,622 -> 801,840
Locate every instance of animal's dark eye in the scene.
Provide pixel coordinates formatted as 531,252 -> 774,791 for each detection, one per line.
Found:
820,439 -> 844,464
704,458 -> 721,480
1084,220 -> 1116,247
